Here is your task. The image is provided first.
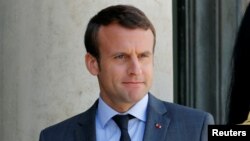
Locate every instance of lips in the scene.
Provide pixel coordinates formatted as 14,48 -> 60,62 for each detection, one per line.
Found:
122,82 -> 144,87
123,82 -> 143,84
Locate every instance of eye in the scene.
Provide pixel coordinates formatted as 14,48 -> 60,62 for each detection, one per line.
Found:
114,54 -> 126,59
138,53 -> 149,58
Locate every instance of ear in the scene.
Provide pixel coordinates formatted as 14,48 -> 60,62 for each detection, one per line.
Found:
85,53 -> 99,76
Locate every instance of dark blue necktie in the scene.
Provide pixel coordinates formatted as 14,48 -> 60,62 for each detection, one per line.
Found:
112,114 -> 134,141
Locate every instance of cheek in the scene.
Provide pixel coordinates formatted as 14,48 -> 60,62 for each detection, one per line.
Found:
108,63 -> 127,73
142,63 -> 153,74
101,64 -> 126,80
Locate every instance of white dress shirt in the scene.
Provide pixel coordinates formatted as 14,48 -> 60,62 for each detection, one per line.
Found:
96,94 -> 148,141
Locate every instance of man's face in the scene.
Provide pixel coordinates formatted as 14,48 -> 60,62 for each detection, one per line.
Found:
89,23 -> 154,112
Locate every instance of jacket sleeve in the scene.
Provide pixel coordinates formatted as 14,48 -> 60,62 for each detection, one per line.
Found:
200,113 -> 214,141
39,130 -> 46,141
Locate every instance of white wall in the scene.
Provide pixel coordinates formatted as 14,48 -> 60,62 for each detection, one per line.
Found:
0,0 -> 173,141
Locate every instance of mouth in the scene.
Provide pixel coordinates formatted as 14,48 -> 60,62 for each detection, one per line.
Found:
123,82 -> 143,84
122,82 -> 144,87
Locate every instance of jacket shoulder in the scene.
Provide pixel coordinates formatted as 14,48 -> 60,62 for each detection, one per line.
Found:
162,100 -> 214,124
39,101 -> 97,141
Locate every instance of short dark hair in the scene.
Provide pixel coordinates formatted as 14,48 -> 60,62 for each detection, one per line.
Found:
84,4 -> 156,62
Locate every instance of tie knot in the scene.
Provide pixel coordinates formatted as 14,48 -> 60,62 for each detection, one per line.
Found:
112,114 -> 134,141
112,114 -> 134,130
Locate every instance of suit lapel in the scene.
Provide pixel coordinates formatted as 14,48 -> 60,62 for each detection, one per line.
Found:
75,100 -> 98,141
143,94 -> 170,141
72,95 -> 170,141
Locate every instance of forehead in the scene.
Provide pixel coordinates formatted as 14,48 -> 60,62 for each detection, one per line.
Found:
99,23 -> 153,38
98,23 -> 154,52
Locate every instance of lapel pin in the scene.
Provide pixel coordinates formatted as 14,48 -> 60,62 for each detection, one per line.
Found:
155,123 -> 162,129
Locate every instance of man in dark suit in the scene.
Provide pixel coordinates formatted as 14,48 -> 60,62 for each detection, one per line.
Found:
39,4 -> 214,141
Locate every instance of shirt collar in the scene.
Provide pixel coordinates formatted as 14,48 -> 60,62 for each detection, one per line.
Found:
97,94 -> 148,128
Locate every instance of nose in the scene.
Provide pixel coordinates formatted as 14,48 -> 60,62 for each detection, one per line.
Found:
127,57 -> 142,75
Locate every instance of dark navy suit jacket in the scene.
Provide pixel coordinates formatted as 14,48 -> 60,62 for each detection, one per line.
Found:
39,94 -> 214,141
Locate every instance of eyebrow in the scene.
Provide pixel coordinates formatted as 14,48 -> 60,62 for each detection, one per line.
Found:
140,51 -> 152,55
112,51 -> 152,57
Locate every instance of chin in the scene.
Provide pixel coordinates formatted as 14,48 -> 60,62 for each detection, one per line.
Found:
128,92 -> 146,101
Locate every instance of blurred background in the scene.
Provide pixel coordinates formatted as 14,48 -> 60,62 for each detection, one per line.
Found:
0,0 -> 249,141
0,0 -> 172,141
173,0 -> 250,124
